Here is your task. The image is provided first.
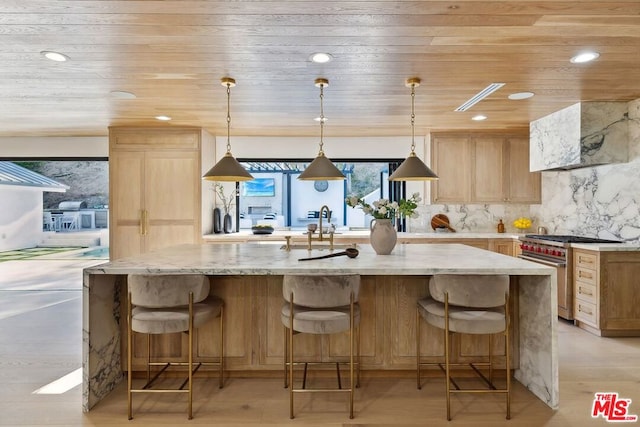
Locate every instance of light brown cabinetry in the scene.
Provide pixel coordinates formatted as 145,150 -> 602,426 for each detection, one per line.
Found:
505,136 -> 541,203
490,239 -> 516,256
109,127 -> 205,260
573,249 -> 640,337
431,133 -> 540,204
431,134 -> 470,203
573,250 -> 599,328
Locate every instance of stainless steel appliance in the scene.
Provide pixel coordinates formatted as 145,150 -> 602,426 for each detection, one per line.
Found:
518,234 -> 621,320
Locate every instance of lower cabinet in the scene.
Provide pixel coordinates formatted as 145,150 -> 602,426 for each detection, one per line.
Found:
123,275 -> 520,372
573,249 -> 640,337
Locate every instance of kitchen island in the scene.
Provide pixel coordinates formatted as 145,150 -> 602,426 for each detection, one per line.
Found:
82,243 -> 557,412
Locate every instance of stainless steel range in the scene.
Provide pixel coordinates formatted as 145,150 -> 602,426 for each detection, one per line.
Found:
518,234 -> 621,320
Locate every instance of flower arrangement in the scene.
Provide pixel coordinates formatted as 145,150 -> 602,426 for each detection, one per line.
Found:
513,217 -> 532,230
214,183 -> 238,214
346,193 -> 421,220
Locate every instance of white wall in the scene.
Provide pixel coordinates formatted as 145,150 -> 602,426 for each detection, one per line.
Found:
0,186 -> 43,251
0,136 -> 108,158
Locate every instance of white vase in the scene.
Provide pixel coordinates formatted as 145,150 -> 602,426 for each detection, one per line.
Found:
369,218 -> 397,255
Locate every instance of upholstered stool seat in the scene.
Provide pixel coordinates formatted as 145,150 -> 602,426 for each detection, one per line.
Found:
281,303 -> 361,334
132,296 -> 223,334
417,298 -> 505,335
127,274 -> 224,420
282,274 -> 361,419
416,274 -> 511,420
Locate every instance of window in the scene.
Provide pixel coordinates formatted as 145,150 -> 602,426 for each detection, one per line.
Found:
236,159 -> 406,230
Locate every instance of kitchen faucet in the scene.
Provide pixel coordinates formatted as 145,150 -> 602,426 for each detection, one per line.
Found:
307,205 -> 334,250
319,205 -> 330,237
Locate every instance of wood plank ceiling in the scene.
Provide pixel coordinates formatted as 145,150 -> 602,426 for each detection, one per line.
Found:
0,1 -> 639,138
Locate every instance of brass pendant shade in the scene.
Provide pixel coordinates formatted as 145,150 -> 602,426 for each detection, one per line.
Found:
203,151 -> 253,181
388,77 -> 439,182
203,77 -> 254,182
298,151 -> 347,180
298,78 -> 345,181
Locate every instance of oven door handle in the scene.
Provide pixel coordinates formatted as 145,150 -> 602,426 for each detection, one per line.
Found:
518,254 -> 566,267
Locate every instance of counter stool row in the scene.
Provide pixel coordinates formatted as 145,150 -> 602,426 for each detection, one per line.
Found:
125,273 -> 511,421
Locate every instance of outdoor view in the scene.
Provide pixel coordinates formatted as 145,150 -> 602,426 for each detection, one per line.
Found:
0,160 -> 109,260
236,161 -> 404,231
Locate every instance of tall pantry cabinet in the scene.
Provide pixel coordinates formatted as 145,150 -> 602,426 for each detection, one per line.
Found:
109,127 -> 211,260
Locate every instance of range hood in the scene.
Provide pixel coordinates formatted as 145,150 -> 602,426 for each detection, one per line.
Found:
530,102 -> 629,171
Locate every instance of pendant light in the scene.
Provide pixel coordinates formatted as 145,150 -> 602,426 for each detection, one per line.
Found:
388,78 -> 438,181
203,77 -> 253,182
298,78 -> 345,181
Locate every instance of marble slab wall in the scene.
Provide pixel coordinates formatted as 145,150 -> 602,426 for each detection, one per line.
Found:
530,101 -> 629,171
531,99 -> 640,243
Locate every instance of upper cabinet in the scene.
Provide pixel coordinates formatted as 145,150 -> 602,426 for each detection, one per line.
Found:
431,133 -> 540,204
431,134 -> 470,203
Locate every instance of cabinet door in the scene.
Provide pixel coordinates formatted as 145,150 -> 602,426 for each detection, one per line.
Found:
431,135 -> 470,203
110,150 -> 200,259
471,136 -> 506,202
110,151 -> 144,260
490,239 -> 514,256
144,151 -> 200,253
505,136 -> 541,203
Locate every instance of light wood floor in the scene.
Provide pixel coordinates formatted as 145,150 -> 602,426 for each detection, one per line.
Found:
1,259 -> 639,426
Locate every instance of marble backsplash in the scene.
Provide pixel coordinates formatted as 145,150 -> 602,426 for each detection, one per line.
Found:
410,203 -> 538,234
531,98 -> 640,243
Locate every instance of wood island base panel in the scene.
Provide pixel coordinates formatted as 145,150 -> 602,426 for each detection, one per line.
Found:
82,243 -> 558,412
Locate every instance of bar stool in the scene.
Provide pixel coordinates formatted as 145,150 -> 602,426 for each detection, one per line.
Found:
281,274 -> 360,419
416,274 -> 511,420
126,274 -> 224,420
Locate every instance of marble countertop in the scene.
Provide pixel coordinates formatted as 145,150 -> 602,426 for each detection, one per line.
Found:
202,231 -> 521,241
570,242 -> 640,251
86,242 -> 553,276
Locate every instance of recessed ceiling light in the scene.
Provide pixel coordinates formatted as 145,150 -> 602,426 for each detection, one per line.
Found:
570,51 -> 600,64
472,115 -> 487,121
41,51 -> 69,62
508,92 -> 535,100
110,90 -> 136,99
310,52 -> 333,64
155,115 -> 172,121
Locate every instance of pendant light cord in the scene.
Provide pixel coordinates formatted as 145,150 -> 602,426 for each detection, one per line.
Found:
318,83 -> 325,155
226,82 -> 232,154
410,83 -> 416,154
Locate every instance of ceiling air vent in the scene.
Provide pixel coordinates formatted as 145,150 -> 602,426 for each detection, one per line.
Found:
454,83 -> 505,112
